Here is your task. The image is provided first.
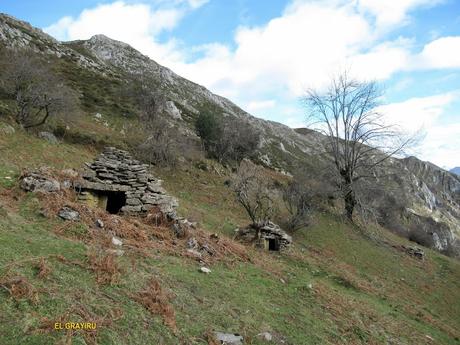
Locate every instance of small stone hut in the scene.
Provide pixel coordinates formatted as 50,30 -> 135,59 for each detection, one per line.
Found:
76,147 -> 178,218
236,222 -> 292,251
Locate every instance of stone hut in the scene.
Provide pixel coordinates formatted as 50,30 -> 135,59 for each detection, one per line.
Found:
76,147 -> 178,218
236,222 -> 292,251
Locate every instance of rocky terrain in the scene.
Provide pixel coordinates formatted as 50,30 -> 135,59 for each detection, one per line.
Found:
0,12 -> 459,256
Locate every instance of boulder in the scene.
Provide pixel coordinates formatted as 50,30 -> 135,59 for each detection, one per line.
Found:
20,171 -> 60,193
257,332 -> 273,342
38,131 -> 59,144
112,237 -> 123,246
214,332 -> 243,345
199,267 -> 211,274
58,207 -> 80,221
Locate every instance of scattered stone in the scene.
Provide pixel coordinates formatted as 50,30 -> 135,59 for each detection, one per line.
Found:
112,237 -> 123,246
257,332 -> 273,342
214,332 -> 243,345
95,219 -> 104,228
172,222 -> 187,238
20,170 -> 60,193
0,123 -> 15,135
178,218 -> 196,229
58,207 -> 80,221
307,283 -> 313,290
199,267 -> 211,274
94,113 -> 102,119
187,237 -> 198,249
280,278 -> 286,284
201,243 -> 215,256
38,131 -> 59,144
403,245 -> 425,260
61,180 -> 72,189
210,233 -> 219,240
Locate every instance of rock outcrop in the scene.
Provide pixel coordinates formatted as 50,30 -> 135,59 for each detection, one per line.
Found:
20,169 -> 61,193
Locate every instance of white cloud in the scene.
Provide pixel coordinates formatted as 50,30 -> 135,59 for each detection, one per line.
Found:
419,123 -> 460,169
415,36 -> 460,69
378,92 -> 457,131
356,0 -> 443,30
44,16 -> 73,41
378,92 -> 460,168
43,1 -> 205,66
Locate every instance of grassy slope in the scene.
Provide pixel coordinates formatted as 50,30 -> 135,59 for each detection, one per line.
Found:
0,127 -> 459,345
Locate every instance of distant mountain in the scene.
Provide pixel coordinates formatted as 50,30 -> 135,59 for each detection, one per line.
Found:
450,167 -> 460,176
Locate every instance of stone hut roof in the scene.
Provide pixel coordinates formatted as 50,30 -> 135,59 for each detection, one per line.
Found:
237,221 -> 292,251
77,147 -> 178,218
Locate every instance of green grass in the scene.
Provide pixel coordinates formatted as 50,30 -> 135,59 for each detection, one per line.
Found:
0,130 -> 459,344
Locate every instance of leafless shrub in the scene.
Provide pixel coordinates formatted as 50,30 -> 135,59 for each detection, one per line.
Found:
282,180 -> 313,232
0,49 -> 78,129
232,159 -> 275,229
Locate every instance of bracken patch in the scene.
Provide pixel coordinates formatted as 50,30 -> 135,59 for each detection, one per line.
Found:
132,278 -> 177,332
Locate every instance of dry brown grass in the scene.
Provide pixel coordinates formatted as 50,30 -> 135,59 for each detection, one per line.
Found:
37,303 -> 123,345
132,278 -> 177,332
87,250 -> 121,285
35,257 -> 52,279
32,167 -> 251,267
0,274 -> 39,304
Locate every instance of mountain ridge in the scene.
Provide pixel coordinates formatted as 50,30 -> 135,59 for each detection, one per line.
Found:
0,13 -> 459,256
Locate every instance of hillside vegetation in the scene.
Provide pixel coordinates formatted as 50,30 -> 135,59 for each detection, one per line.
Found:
1,127 -> 460,345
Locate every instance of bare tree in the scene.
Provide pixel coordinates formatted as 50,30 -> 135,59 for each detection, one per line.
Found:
303,71 -> 414,220
0,49 -> 77,129
233,159 -> 275,230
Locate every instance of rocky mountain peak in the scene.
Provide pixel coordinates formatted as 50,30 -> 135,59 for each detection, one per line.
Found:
0,13 -> 58,49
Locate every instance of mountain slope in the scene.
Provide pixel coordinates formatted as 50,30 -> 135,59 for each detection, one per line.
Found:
1,127 -> 460,345
0,13 -> 459,256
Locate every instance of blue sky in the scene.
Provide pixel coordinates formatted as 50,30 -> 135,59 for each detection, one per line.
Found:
1,0 -> 459,168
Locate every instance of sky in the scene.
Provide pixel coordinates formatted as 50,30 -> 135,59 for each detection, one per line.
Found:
2,0 -> 460,169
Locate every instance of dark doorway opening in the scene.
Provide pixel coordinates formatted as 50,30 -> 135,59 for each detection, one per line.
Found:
268,238 -> 280,251
106,191 -> 126,214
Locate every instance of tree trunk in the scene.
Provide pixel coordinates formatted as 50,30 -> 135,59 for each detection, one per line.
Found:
340,172 -> 356,221
344,188 -> 356,221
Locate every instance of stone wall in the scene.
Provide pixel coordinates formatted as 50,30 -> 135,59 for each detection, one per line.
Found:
77,147 -> 178,218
